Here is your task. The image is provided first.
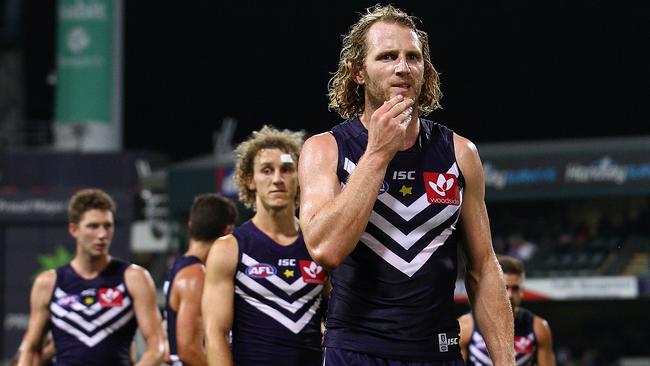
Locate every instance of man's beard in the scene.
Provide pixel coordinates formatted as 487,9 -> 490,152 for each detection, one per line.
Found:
363,74 -> 422,112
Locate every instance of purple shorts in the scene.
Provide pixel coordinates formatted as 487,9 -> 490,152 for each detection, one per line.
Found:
323,347 -> 465,366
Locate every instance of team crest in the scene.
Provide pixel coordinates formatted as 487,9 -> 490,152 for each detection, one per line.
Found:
80,288 -> 97,306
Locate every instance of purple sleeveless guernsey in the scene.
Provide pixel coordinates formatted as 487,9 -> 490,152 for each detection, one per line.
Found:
232,220 -> 325,366
325,118 -> 464,361
468,308 -> 538,366
49,258 -> 137,366
163,255 -> 203,366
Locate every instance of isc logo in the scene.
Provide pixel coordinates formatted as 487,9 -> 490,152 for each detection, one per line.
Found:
438,333 -> 459,352
246,263 -> 277,278
277,259 -> 296,266
392,170 -> 416,180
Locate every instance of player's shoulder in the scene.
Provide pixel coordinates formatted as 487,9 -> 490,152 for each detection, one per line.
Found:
33,269 -> 57,292
175,261 -> 206,282
533,314 -> 551,328
302,132 -> 337,156
124,263 -> 154,285
171,262 -> 205,300
207,235 -> 239,263
458,312 -> 474,327
453,133 -> 479,159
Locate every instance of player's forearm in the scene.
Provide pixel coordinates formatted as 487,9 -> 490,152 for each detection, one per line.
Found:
205,334 -> 233,366
302,152 -> 389,269
177,345 -> 208,366
134,342 -> 165,366
15,349 -> 39,366
469,265 -> 515,366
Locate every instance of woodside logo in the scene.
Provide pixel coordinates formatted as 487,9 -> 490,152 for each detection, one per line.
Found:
423,172 -> 460,205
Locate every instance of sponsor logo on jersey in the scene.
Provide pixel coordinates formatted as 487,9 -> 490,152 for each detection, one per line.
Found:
423,172 -> 460,205
438,332 -> 459,352
299,260 -> 326,284
514,335 -> 534,353
277,258 -> 296,267
392,170 -> 416,180
56,294 -> 79,307
246,263 -> 277,278
98,287 -> 124,307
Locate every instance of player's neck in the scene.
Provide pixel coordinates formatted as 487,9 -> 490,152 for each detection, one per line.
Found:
70,254 -> 111,279
185,239 -> 211,263
252,209 -> 299,246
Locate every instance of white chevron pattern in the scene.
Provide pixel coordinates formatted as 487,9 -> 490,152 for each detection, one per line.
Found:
342,158 -> 462,276
51,310 -> 134,347
368,203 -> 459,250
240,253 -> 309,295
50,284 -> 134,347
235,286 -> 322,334
470,330 -> 536,366
237,253 -> 323,332
235,271 -> 323,313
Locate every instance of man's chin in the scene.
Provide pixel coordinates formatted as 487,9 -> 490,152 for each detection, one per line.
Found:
262,199 -> 290,210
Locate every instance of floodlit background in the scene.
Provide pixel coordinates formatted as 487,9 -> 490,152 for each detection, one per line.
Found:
1,1 -> 649,365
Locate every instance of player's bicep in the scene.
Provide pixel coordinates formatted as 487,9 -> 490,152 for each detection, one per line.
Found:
203,236 -> 238,336
534,317 -> 556,366
22,271 -> 56,347
298,133 -> 340,235
125,266 -> 164,343
175,267 -> 205,348
455,134 -> 494,270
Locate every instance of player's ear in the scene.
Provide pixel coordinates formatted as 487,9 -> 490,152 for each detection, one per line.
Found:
247,177 -> 256,191
68,222 -> 78,238
353,64 -> 366,85
222,224 -> 234,236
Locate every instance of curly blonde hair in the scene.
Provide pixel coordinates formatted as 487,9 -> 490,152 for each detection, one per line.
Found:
233,125 -> 305,209
328,4 -> 443,119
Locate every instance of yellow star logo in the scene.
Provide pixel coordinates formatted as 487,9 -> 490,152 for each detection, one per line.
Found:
83,297 -> 94,305
399,185 -> 412,196
283,269 -> 294,278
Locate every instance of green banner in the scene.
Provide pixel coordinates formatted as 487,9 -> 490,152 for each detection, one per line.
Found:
55,0 -> 113,124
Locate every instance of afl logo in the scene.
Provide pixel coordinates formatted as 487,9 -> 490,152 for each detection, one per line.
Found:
246,263 -> 277,278
379,181 -> 389,194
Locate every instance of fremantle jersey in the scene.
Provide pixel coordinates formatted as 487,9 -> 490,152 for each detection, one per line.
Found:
163,255 -> 204,366
468,308 -> 538,366
325,118 -> 464,361
49,259 -> 137,366
232,220 -> 325,366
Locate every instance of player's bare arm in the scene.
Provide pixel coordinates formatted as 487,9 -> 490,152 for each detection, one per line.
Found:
16,270 -> 56,366
125,265 -> 166,366
173,264 -> 208,366
534,316 -> 557,366
455,133 -> 515,366
458,313 -> 474,362
203,235 -> 238,366
299,95 -> 414,269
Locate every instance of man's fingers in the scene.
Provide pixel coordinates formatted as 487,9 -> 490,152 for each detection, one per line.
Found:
387,97 -> 414,118
374,95 -> 415,124
379,94 -> 403,111
399,107 -> 414,124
